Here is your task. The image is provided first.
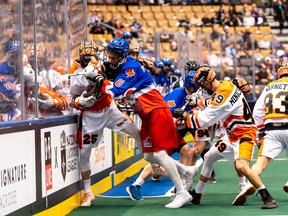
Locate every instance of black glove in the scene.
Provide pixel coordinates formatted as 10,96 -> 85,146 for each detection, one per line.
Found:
173,108 -> 189,119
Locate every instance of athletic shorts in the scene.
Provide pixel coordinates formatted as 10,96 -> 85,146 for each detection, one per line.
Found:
78,102 -> 133,149
258,129 -> 288,160
140,107 -> 178,153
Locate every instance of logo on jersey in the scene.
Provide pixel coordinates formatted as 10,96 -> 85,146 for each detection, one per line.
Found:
115,79 -> 125,87
125,69 -> 135,77
167,100 -> 176,107
4,82 -> 14,90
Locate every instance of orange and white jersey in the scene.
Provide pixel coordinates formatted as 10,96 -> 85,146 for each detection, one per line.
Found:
187,80 -> 257,144
69,60 -> 112,111
253,77 -> 288,131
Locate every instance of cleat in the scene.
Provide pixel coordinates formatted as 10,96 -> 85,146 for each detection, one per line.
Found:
126,185 -> 143,201
189,189 -> 203,205
165,190 -> 192,208
185,166 -> 198,191
283,182 -> 288,193
81,192 -> 95,207
260,189 -> 278,209
232,184 -> 256,205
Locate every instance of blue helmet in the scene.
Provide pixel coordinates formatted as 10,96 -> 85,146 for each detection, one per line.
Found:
107,38 -> 130,58
4,40 -> 20,55
154,60 -> 164,69
169,64 -> 176,72
161,58 -> 172,67
174,69 -> 181,77
122,32 -> 132,40
184,70 -> 199,92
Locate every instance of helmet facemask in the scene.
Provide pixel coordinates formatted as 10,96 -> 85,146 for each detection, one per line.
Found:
105,49 -> 126,69
194,66 -> 216,95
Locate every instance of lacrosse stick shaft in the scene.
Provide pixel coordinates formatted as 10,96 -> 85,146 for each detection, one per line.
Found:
181,100 -> 190,110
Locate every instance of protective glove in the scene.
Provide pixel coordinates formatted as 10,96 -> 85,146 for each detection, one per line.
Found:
173,108 -> 189,119
84,65 -> 105,88
38,94 -> 54,109
185,94 -> 198,108
75,91 -> 97,108
175,118 -> 187,130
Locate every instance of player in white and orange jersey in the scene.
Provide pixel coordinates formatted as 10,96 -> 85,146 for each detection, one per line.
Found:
25,42 -> 70,118
185,75 -> 252,204
176,66 -> 277,209
234,61 -> 288,202
69,41 -> 142,207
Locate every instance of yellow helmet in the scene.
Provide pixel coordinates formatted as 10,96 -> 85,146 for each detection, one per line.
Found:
79,41 -> 98,68
232,75 -> 251,95
277,61 -> 288,79
79,41 -> 98,57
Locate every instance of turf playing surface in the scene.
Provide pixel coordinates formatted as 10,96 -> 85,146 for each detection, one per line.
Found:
69,153 -> 288,216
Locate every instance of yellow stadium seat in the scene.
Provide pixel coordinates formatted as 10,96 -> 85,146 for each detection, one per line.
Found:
158,19 -> 169,28
154,12 -> 165,20
161,42 -> 171,52
142,12 -> 154,20
165,12 -> 176,20
146,19 -> 158,28
260,49 -> 271,57
139,5 -> 151,12
151,6 -> 162,13
259,26 -> 271,34
117,5 -> 127,12
191,5 -> 203,13
103,34 -> 113,42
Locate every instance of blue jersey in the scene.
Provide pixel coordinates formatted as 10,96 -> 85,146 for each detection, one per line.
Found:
104,56 -> 167,117
164,87 -> 191,113
0,61 -> 16,75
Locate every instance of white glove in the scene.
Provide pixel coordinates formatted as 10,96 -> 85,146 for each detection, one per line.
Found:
185,94 -> 198,108
38,94 -> 54,109
76,91 -> 97,108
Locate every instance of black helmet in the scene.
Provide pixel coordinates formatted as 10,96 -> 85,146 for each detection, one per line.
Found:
184,60 -> 200,73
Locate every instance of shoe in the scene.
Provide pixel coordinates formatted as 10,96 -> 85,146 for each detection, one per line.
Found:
165,190 -> 192,208
184,166 -> 198,191
207,174 -> 217,184
232,184 -> 256,205
239,182 -> 247,192
151,164 -> 168,177
189,189 -> 203,205
283,182 -> 288,193
151,174 -> 161,181
126,185 -> 143,201
81,192 -> 95,207
260,189 -> 278,209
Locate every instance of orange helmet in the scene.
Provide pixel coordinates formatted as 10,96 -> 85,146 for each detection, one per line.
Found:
232,75 -> 251,95
277,61 -> 288,79
194,66 -> 216,86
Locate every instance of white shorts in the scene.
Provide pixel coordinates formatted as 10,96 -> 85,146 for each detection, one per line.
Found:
81,102 -> 133,149
260,129 -> 288,160
209,133 -> 238,163
194,128 -> 211,142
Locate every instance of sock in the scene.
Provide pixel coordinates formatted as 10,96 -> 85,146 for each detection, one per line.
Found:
238,176 -> 246,184
257,185 -> 266,191
83,179 -> 91,193
195,180 -> 206,194
133,177 -> 145,187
